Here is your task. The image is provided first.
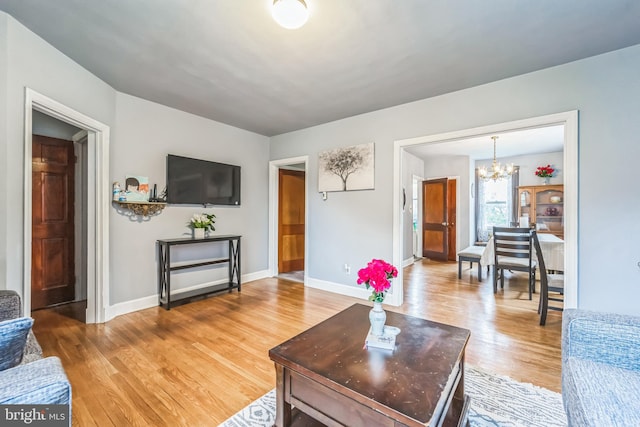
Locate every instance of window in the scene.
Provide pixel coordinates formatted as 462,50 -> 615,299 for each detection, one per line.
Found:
475,168 -> 519,243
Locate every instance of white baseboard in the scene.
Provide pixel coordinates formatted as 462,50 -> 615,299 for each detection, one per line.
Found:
304,277 -> 371,301
106,295 -> 158,321
305,276 -> 402,307
106,269 -> 271,321
242,269 -> 270,283
403,257 -> 414,267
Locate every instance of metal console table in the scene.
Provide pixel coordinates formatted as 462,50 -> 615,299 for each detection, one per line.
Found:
157,235 -> 241,310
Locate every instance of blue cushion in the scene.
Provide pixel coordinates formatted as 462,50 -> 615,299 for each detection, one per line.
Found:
0,357 -> 71,404
0,317 -> 34,371
564,357 -> 640,426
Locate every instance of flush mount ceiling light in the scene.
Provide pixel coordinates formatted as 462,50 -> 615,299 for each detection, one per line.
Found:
272,0 -> 309,30
478,136 -> 515,181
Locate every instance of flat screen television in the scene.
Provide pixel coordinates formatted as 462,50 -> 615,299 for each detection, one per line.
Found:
166,154 -> 241,206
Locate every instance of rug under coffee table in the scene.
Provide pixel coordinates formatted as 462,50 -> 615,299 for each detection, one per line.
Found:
269,303 -> 471,427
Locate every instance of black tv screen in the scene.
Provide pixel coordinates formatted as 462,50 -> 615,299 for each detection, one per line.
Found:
166,154 -> 240,206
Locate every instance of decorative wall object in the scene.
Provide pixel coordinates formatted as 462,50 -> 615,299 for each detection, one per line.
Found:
318,142 -> 374,192
124,175 -> 149,202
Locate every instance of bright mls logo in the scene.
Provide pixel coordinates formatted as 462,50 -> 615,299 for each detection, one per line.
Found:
1,405 -> 68,426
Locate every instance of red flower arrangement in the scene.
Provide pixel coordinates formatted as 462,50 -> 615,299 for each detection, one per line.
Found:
357,259 -> 398,303
535,165 -> 554,178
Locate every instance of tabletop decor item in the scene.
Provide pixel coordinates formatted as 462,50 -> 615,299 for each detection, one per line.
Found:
188,213 -> 216,238
357,259 -> 398,336
535,164 -> 555,184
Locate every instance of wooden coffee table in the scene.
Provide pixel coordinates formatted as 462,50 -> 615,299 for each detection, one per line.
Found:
269,303 -> 471,427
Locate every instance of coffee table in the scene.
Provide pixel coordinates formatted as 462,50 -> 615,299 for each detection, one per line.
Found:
269,303 -> 471,427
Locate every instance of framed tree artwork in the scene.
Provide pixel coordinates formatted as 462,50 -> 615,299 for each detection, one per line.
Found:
318,142 -> 374,192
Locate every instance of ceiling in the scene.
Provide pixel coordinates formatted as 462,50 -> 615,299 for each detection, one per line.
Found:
405,125 -> 565,160
2,1 -> 640,137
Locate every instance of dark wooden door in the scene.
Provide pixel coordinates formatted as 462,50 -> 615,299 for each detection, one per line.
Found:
32,135 -> 75,310
422,178 -> 448,260
278,169 -> 305,273
447,179 -> 457,261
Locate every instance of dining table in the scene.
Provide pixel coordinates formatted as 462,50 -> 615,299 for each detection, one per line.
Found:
480,232 -> 564,272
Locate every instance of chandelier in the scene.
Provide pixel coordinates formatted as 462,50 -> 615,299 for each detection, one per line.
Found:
478,136 -> 514,181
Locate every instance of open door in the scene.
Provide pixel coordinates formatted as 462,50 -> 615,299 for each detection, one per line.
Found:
422,178 -> 457,261
31,135 -> 76,309
278,169 -> 305,273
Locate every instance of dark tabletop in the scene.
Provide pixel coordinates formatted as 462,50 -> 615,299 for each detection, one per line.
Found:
269,303 -> 470,425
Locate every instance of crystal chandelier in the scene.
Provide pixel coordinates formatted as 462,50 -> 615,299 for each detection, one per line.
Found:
478,136 -> 514,181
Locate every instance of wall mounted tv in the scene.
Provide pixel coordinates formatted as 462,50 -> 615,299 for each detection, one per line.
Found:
166,154 -> 241,206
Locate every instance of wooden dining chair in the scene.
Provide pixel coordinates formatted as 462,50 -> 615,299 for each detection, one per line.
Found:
532,230 -> 564,325
492,226 -> 537,299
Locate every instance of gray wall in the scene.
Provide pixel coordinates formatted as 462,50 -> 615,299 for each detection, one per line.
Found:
0,15 -> 8,290
111,92 -> 269,304
1,13 -> 116,295
0,13 -> 270,309
3,10 -> 640,316
33,110 -> 82,139
271,44 -> 640,316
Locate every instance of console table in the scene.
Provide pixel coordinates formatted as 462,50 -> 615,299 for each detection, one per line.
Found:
157,235 -> 241,310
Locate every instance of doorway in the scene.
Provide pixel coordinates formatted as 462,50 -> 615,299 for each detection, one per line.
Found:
24,88 -> 110,323
393,111 -> 578,308
277,168 -> 305,281
269,157 -> 309,282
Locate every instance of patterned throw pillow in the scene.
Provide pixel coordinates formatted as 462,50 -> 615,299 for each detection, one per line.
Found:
0,317 -> 34,371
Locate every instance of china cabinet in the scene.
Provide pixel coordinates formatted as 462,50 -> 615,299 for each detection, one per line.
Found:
517,185 -> 564,238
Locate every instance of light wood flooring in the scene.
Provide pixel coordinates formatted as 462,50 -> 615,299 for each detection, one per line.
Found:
32,259 -> 562,426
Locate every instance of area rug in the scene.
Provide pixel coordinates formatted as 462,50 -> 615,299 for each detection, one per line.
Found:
219,366 -> 566,427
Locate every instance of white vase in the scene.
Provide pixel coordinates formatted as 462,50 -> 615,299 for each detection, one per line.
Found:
193,228 -> 205,239
369,302 -> 386,336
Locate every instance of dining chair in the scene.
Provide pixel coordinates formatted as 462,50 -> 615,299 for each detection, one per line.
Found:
532,230 -> 564,325
492,226 -> 537,299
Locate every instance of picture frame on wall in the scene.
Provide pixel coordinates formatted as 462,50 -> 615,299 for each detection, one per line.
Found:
318,142 -> 374,192
124,175 -> 150,202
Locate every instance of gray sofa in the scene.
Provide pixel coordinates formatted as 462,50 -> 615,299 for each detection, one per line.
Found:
562,309 -> 640,426
0,290 -> 72,405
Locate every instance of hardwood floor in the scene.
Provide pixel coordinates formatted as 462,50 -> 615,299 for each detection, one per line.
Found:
32,259 -> 562,426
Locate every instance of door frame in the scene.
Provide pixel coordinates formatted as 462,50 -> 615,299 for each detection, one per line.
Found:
393,110 -> 578,308
269,156 -> 309,279
23,88 -> 110,323
412,175 -> 423,259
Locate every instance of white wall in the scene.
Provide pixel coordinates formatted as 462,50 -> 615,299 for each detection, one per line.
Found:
111,93 -> 270,304
476,151 -> 564,186
271,44 -> 640,316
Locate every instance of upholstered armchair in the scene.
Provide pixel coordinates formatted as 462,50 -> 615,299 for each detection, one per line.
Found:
562,309 -> 640,426
0,290 -> 72,406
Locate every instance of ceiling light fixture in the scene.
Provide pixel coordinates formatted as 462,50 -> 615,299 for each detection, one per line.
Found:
271,0 -> 309,30
478,136 -> 514,181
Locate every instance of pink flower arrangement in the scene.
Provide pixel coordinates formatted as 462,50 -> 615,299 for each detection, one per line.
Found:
357,259 -> 398,303
535,165 -> 555,178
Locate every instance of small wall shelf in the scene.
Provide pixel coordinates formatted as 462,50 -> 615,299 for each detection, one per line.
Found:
114,201 -> 166,217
